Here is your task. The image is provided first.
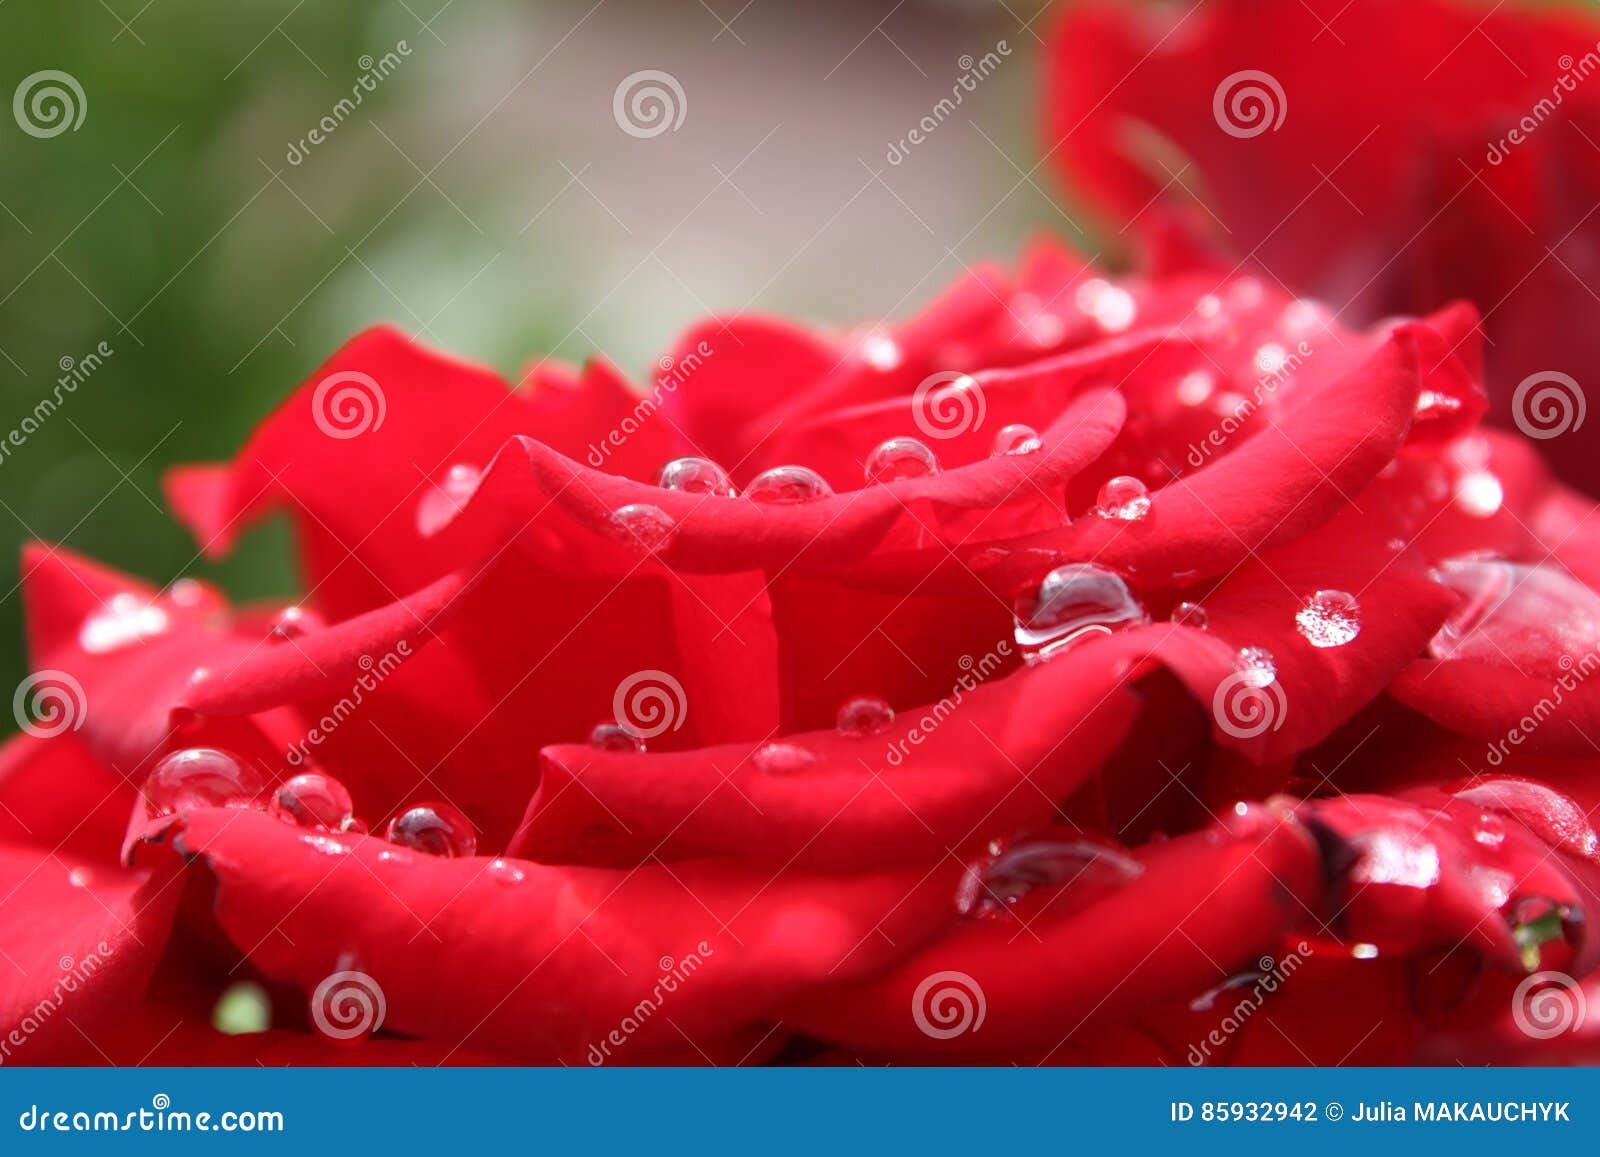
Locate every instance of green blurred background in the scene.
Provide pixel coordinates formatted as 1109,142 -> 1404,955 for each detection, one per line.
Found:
0,0 -> 1069,690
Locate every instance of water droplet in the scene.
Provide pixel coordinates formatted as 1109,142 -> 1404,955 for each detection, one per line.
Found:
1473,812 -> 1507,849
859,331 -> 904,371
1234,646 -> 1277,688
863,437 -> 938,485
836,694 -> 894,737
752,741 -> 816,775
386,801 -> 476,858
1171,601 -> 1209,630
270,772 -> 357,832
1013,564 -> 1149,664
80,592 -> 170,654
1454,471 -> 1503,518
1253,342 -> 1289,375
1294,589 -> 1361,648
658,456 -> 736,496
992,424 -> 1042,456
1075,278 -> 1136,332
589,722 -> 644,753
143,748 -> 265,818
270,605 -> 325,642
1348,828 -> 1441,888
167,578 -> 221,611
746,465 -> 832,505
1094,475 -> 1152,522
416,463 -> 482,536
956,834 -> 1142,918
1427,558 -> 1600,676
1176,370 -> 1215,406
485,857 -> 526,885
607,503 -> 677,553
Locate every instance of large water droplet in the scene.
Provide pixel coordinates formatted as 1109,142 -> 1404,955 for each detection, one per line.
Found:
416,463 -> 482,536
956,834 -> 1143,918
270,772 -> 357,832
1294,589 -> 1361,648
746,465 -> 832,505
658,456 -> 736,496
1013,564 -> 1149,664
1094,476 -> 1152,522
386,801 -> 476,858
836,694 -> 894,737
589,722 -> 644,753
608,503 -> 677,553
992,424 -> 1042,457
143,748 -> 265,817
863,437 -> 938,485
752,741 -> 816,775
1171,601 -> 1209,630
80,592 -> 170,654
1234,646 -> 1278,688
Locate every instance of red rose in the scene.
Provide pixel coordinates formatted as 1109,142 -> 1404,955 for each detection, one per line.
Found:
6,226 -> 1600,1064
1045,0 -> 1600,495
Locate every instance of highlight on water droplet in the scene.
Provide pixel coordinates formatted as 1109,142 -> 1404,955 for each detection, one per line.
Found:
270,604 -> 325,642
992,424 -> 1042,457
1094,475 -> 1152,522
386,801 -> 477,858
80,592 -> 170,655
836,694 -> 895,737
752,741 -> 816,775
1294,589 -> 1361,648
1013,563 -> 1149,664
746,465 -> 832,505
607,503 -> 677,553
863,437 -> 939,485
658,456 -> 736,496
416,463 -> 482,536
1233,646 -> 1277,688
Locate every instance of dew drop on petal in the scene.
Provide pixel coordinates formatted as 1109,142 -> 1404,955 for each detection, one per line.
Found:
1294,589 -> 1361,648
1453,470 -> 1504,518
956,834 -> 1143,918
1171,601 -> 1209,630
589,722 -> 644,753
607,503 -> 677,553
1234,646 -> 1277,688
658,456 -> 736,496
859,330 -> 904,371
485,857 -> 526,885
992,424 -> 1042,456
836,694 -> 894,737
1014,563 -> 1149,664
81,592 -> 170,654
270,605 -> 325,642
143,748 -> 265,818
1076,278 -> 1136,333
270,772 -> 357,832
752,741 -> 816,775
386,801 -> 476,858
746,465 -> 832,505
416,463 -> 482,536
1094,475 -> 1152,522
1176,371 -> 1215,407
863,437 -> 939,485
